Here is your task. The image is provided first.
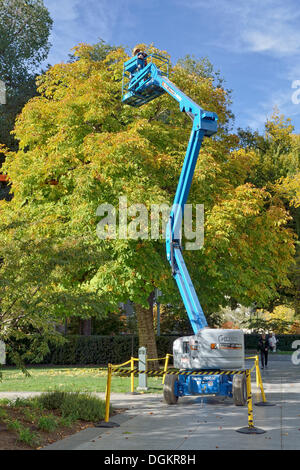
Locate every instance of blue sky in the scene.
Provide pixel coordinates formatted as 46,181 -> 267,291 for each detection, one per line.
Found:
43,0 -> 300,134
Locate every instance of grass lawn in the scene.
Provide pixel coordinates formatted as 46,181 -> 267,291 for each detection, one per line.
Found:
0,366 -> 164,394
1,351 -> 292,394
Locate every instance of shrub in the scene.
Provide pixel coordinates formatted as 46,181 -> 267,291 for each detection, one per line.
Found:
37,415 -> 58,432
36,391 -> 108,422
244,333 -> 300,351
60,393 -> 107,421
6,419 -> 22,432
13,397 -> 34,408
38,390 -> 68,411
58,415 -> 75,427
0,407 -> 8,419
17,426 -> 40,447
5,417 -> 40,447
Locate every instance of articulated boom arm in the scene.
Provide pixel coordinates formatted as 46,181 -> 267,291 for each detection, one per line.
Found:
122,54 -> 218,333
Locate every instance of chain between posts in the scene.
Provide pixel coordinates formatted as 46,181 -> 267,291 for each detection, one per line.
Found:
103,364 -> 256,430
246,354 -> 273,405
101,355 -> 273,433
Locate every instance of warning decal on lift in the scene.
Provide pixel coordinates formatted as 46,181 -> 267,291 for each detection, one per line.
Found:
219,344 -> 242,350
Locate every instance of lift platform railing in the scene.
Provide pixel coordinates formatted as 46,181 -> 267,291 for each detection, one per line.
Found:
122,53 -> 170,107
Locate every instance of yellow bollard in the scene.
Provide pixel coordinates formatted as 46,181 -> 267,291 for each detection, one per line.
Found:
104,363 -> 112,423
236,370 -> 266,434
131,357 -> 135,393
255,355 -> 260,388
246,370 -> 254,428
255,355 -> 270,403
254,357 -> 276,407
162,354 -> 170,385
257,362 -> 266,402
95,363 -> 120,428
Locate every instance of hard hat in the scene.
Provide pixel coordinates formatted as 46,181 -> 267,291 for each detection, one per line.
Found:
132,47 -> 141,55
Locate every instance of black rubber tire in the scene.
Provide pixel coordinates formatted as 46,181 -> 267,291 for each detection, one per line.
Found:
163,374 -> 179,405
232,374 -> 247,406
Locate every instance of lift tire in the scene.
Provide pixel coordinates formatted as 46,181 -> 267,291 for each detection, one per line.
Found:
163,374 -> 179,405
232,374 -> 247,406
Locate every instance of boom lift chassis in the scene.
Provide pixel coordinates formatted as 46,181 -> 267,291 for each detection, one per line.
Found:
122,53 -> 246,406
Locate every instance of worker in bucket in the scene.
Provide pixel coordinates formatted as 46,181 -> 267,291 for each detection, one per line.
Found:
132,46 -> 148,70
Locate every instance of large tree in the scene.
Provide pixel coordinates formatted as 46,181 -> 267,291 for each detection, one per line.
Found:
238,113 -> 300,315
0,44 -> 295,363
0,0 -> 53,151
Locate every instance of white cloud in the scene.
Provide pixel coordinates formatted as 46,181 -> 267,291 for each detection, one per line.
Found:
240,12 -> 300,56
176,0 -> 300,56
245,86 -> 300,131
46,0 -> 81,21
43,0 -> 132,65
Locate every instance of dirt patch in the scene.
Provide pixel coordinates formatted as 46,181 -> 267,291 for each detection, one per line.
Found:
0,405 -> 125,450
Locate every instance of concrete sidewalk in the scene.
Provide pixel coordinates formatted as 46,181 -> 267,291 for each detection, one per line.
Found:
35,355 -> 300,451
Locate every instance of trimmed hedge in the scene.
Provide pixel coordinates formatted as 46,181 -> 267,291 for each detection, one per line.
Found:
244,333 -> 300,351
44,335 -> 176,365
45,335 -> 140,365
6,333 -> 300,366
6,335 -> 175,366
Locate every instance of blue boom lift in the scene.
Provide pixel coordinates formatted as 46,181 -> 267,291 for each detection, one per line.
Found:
122,52 -> 246,406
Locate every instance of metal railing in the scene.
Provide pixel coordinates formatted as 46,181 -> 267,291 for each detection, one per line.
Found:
122,53 -> 170,99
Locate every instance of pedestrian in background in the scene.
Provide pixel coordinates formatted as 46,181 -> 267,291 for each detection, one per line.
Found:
257,333 -> 270,369
268,332 -> 278,352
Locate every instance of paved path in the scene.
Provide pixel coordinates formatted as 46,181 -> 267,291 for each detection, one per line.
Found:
1,355 -> 300,450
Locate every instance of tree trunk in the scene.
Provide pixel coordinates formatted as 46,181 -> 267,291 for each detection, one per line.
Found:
135,291 -> 159,370
80,318 -> 92,336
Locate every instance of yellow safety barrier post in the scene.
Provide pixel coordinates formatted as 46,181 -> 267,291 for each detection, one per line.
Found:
95,363 -> 120,428
245,354 -> 275,407
255,355 -> 260,388
130,357 -> 136,394
162,354 -> 171,385
105,363 -> 112,422
236,370 -> 266,434
254,355 -> 276,407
